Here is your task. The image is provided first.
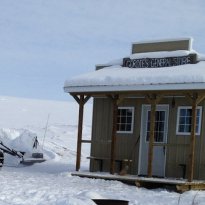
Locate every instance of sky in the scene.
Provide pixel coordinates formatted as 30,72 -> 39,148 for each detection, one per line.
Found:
0,0 -> 205,101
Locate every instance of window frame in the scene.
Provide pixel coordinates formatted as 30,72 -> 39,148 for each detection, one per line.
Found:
117,106 -> 134,134
176,106 -> 202,135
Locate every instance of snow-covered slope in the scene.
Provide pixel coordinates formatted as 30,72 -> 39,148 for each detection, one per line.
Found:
0,96 -> 204,205
0,96 -> 92,128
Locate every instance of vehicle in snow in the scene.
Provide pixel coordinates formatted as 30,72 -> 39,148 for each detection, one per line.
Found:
0,141 -> 45,167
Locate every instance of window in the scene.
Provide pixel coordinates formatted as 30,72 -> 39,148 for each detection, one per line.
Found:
176,106 -> 202,135
117,107 -> 134,133
146,110 -> 166,143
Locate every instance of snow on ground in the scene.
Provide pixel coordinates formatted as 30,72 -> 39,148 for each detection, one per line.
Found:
0,96 -> 204,205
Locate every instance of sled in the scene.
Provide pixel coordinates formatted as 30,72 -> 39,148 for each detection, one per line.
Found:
21,153 -> 46,165
0,141 -> 45,167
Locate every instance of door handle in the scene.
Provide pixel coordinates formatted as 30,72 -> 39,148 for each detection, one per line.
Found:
163,146 -> 166,155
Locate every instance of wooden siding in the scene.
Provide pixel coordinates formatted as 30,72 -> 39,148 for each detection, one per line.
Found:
90,96 -> 205,179
132,39 -> 191,54
90,98 -> 112,171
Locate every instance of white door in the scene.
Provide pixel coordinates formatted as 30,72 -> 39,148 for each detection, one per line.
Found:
138,104 -> 169,177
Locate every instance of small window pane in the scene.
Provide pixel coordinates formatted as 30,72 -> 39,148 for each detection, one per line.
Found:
185,117 -> 191,125
127,109 -> 133,116
156,112 -> 160,120
148,111 -> 150,121
121,109 -> 126,116
158,122 -> 165,132
180,109 -> 186,116
155,132 -> 163,142
179,117 -> 186,124
127,116 -> 132,124
147,122 -> 150,132
121,124 -> 125,131
179,125 -> 184,132
126,124 -> 131,131
196,117 -> 199,124
160,111 -> 165,121
184,125 -> 190,132
121,117 -> 126,124
186,109 -> 192,117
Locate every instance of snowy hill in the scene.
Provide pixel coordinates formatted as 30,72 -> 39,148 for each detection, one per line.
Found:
0,96 -> 92,128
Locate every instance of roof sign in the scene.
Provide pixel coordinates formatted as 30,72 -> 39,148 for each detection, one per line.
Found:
123,53 -> 197,69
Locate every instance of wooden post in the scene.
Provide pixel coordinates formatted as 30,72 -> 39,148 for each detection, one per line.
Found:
110,95 -> 118,174
188,94 -> 197,182
71,94 -> 90,171
147,95 -> 157,177
76,95 -> 84,171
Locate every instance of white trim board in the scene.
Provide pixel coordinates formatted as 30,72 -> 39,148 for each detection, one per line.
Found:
64,82 -> 205,93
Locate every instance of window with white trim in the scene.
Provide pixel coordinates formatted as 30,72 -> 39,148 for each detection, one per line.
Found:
117,107 -> 134,133
176,106 -> 202,135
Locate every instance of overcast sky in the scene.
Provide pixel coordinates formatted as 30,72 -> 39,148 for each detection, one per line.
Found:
0,0 -> 205,101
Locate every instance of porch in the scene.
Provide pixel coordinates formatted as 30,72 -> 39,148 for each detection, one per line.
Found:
71,171 -> 205,193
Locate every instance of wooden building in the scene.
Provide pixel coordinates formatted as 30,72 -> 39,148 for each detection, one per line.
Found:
64,38 -> 205,183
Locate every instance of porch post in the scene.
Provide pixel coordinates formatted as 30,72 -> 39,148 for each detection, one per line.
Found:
110,95 -> 118,174
188,93 -> 197,182
72,94 -> 90,171
147,95 -> 157,177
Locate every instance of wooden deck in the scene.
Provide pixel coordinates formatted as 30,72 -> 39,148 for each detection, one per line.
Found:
71,171 -> 205,192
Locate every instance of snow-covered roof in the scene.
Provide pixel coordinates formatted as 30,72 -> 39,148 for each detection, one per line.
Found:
64,50 -> 205,94
130,50 -> 193,59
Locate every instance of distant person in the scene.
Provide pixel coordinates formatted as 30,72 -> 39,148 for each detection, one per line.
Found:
33,136 -> 39,149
